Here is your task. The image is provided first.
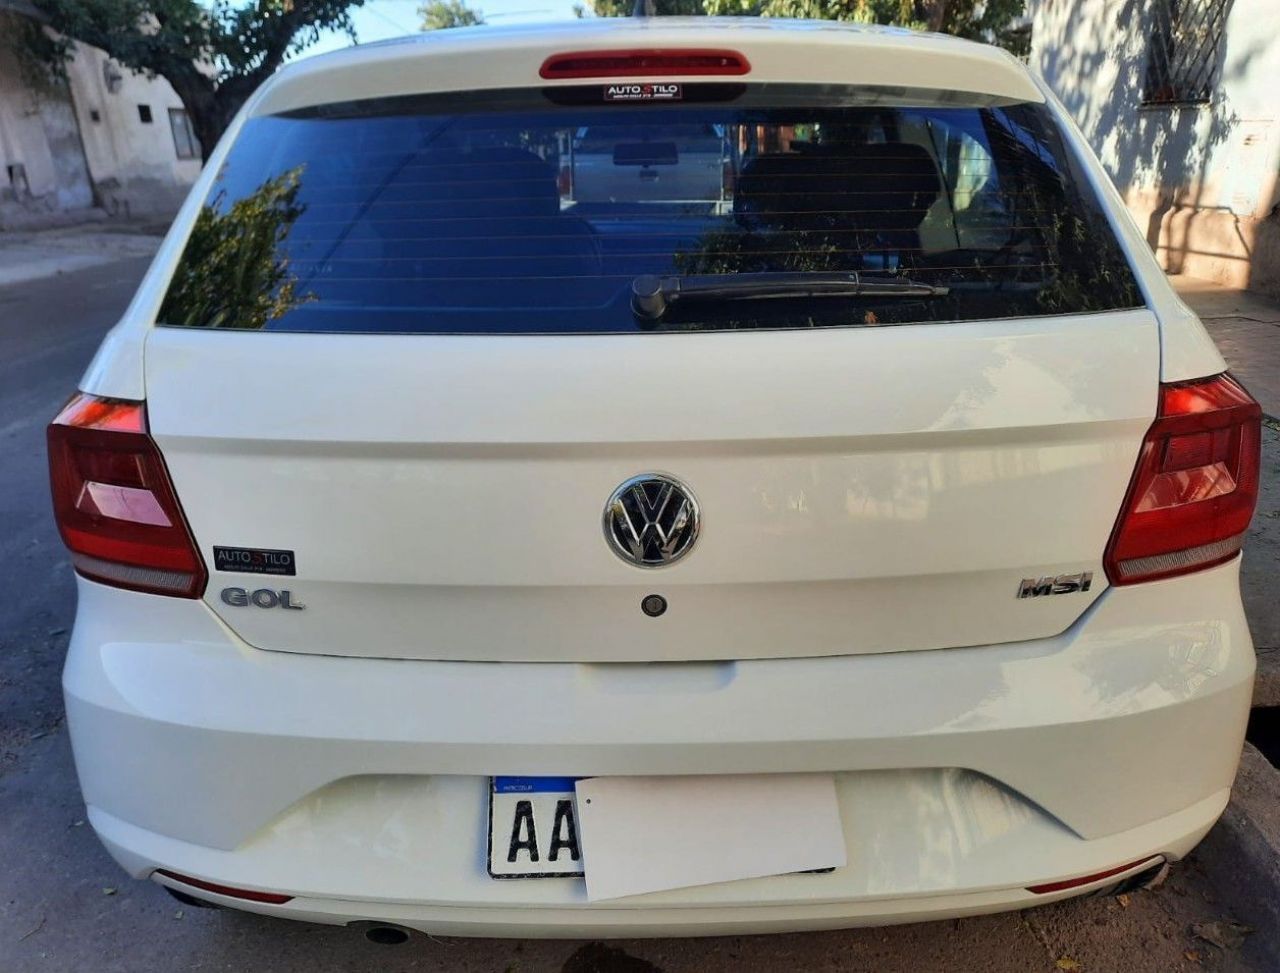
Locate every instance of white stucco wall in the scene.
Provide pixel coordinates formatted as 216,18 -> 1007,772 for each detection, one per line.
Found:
64,44 -> 201,219
1029,0 -> 1280,293
0,39 -> 93,217
0,19 -> 199,226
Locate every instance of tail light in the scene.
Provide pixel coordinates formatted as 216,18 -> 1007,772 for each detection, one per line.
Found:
1105,372 -> 1261,585
539,49 -> 751,80
47,393 -> 206,598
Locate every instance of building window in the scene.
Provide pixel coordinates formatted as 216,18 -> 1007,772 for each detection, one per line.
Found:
138,104 -> 153,123
168,108 -> 199,160
1142,0 -> 1230,106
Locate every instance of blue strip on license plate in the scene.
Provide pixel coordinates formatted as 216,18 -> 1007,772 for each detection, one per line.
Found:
492,775 -> 582,794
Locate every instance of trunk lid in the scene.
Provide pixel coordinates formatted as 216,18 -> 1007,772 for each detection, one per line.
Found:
146,311 -> 1157,662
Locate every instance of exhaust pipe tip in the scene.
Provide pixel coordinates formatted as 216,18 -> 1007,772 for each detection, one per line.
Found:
363,925 -> 411,946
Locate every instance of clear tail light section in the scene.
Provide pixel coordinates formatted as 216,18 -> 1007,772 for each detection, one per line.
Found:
1105,373 -> 1261,585
47,393 -> 206,597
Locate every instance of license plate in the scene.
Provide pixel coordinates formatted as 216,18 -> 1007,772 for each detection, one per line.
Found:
488,777 -> 584,878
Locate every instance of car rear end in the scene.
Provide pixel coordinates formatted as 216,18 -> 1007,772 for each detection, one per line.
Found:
54,21 -> 1259,936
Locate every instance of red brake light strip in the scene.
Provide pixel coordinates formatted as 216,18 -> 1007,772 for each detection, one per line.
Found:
539,48 -> 751,80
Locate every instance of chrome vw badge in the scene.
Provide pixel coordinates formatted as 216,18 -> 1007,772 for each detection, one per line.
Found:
604,474 -> 700,568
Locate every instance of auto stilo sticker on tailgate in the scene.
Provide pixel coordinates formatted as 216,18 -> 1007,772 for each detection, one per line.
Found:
213,546 -> 297,576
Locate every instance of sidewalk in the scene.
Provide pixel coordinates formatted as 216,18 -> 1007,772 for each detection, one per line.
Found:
0,223 -> 163,289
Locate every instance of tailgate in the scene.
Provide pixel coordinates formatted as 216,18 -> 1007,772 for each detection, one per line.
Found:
146,311 -> 1157,662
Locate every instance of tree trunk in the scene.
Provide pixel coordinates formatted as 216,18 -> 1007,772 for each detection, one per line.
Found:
917,0 -> 949,31
188,108 -> 224,164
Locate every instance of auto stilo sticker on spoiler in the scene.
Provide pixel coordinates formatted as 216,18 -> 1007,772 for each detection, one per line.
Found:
603,83 -> 683,102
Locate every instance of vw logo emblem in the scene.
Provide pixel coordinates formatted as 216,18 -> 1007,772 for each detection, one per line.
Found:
604,474 -> 700,568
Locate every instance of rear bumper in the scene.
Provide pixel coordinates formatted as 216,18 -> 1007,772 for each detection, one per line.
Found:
98,789 -> 1217,937
64,560 -> 1254,934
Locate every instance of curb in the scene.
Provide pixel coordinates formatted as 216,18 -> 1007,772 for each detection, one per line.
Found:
1254,648 -> 1280,708
1194,743 -> 1280,965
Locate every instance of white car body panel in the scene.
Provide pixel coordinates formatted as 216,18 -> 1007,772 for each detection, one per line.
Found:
62,18 -> 1255,935
66,558 -> 1252,933
146,311 -> 1157,662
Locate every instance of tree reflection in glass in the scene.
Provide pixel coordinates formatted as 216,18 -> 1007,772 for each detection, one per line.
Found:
158,166 -> 312,330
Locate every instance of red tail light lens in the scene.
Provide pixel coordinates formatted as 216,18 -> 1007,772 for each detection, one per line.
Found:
48,394 -> 206,598
539,48 -> 751,80
1105,373 -> 1261,585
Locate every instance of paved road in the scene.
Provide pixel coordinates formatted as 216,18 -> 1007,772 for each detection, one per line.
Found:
0,258 -> 1271,972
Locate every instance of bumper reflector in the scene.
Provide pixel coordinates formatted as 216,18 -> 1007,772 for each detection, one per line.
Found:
155,869 -> 294,904
1026,856 -> 1163,894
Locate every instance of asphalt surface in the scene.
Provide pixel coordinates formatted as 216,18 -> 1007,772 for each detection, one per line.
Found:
0,256 -> 1273,972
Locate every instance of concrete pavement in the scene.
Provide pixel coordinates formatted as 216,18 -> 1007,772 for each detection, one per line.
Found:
0,253 -> 1277,971
0,225 -> 162,289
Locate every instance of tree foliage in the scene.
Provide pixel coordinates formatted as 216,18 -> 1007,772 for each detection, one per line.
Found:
419,0 -> 484,29
574,0 -> 704,17
0,11 -> 69,96
577,0 -> 1029,56
157,166 -> 312,329
28,0 -> 369,160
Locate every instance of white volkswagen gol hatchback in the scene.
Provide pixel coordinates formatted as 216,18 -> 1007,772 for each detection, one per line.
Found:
51,18 -> 1262,936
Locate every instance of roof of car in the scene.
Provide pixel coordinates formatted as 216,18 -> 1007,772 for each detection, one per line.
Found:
252,18 -> 1043,116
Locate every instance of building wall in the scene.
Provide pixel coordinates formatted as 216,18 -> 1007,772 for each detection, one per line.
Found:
0,37 -> 93,221
63,45 -> 201,219
0,21 -> 199,226
1030,0 -> 1280,296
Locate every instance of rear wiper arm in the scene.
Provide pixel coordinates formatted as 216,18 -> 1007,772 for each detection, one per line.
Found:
631,272 -> 949,321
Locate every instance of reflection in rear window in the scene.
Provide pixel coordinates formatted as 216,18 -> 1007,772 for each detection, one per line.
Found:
157,85 -> 1143,334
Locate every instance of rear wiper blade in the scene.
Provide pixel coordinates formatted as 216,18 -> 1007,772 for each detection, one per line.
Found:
631,272 -> 949,321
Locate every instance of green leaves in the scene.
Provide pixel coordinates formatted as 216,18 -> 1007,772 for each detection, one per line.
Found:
420,0 -> 484,29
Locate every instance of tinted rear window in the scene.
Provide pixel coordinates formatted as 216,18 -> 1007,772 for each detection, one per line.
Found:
158,84 -> 1143,334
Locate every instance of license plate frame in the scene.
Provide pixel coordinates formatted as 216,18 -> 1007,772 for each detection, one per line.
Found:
487,776 -> 585,880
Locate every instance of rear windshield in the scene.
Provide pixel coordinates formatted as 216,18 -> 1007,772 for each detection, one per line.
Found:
157,84 -> 1144,334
